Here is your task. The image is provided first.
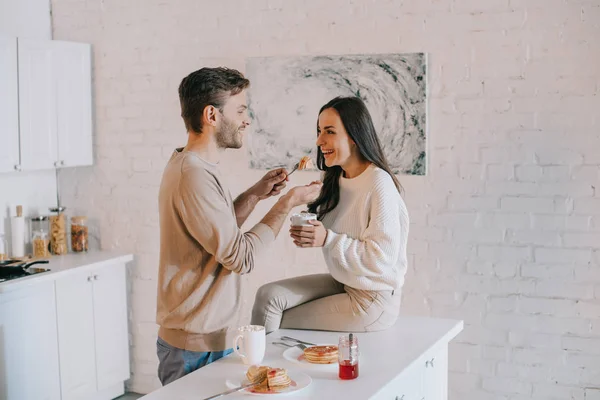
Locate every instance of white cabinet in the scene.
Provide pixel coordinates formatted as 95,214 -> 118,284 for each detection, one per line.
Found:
92,263 -> 130,390
55,269 -> 99,400
12,37 -> 93,173
55,263 -> 130,400
422,347 -> 448,400
17,38 -> 57,171
0,281 -> 61,400
374,345 -> 448,400
0,35 -> 20,173
53,40 -> 93,168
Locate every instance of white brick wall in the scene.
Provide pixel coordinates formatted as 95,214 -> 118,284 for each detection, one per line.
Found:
51,0 -> 600,398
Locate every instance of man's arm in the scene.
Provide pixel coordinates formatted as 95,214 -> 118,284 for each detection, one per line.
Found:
233,190 -> 260,227
234,168 -> 288,227
260,182 -> 323,237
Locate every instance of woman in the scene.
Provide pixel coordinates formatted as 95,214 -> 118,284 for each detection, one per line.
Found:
251,96 -> 409,333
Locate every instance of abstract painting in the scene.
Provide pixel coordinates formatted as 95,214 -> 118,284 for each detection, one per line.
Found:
245,53 -> 427,175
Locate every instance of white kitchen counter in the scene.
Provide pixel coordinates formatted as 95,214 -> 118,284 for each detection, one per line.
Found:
141,315 -> 463,400
0,250 -> 133,293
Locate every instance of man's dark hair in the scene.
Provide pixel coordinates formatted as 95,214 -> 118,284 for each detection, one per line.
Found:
178,67 -> 250,134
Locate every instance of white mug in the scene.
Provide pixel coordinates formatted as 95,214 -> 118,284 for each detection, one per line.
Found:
290,212 -> 317,227
233,325 -> 265,365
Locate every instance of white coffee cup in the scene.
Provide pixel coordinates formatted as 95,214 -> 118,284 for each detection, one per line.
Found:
290,212 -> 317,227
233,325 -> 266,365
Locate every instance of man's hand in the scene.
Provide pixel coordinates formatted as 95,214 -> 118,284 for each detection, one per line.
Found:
250,168 -> 288,200
290,219 -> 328,248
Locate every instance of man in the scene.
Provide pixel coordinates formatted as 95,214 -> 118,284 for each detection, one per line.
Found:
156,67 -> 322,385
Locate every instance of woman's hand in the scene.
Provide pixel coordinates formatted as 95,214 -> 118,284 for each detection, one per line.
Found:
290,220 -> 328,248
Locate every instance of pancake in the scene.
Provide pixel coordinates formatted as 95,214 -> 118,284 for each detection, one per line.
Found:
303,345 -> 338,364
297,156 -> 313,170
246,365 -> 292,393
267,367 -> 292,389
246,365 -> 269,385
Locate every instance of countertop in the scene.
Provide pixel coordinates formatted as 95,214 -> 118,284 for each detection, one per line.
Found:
141,315 -> 464,400
0,250 -> 134,293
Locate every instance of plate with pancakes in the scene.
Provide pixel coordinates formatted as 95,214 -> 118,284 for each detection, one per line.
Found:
282,344 -> 339,368
225,365 -> 311,396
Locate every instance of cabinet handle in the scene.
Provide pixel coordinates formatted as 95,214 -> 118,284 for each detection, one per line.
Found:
395,396 -> 405,400
425,358 -> 435,368
54,161 -> 60,167
60,160 -> 65,166
94,275 -> 98,280
14,164 -> 21,171
87,276 -> 92,282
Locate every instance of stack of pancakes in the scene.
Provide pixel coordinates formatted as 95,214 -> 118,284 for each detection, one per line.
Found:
246,365 -> 292,392
303,345 -> 338,364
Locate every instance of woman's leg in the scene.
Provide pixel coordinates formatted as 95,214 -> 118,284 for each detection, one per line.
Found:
250,274 -> 345,333
280,289 -> 402,332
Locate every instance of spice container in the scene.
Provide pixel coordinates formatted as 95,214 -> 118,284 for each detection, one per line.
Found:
49,207 -> 68,255
338,333 -> 359,380
70,216 -> 88,252
31,216 -> 51,258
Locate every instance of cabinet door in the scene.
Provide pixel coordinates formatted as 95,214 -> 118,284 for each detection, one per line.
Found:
0,282 -> 61,400
55,269 -> 98,400
17,38 -> 58,171
53,40 -> 93,168
421,347 -> 448,400
92,263 -> 130,390
0,35 -> 20,173
374,361 -> 423,400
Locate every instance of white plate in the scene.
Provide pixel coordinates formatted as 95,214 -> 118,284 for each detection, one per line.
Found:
282,346 -> 338,369
225,370 -> 311,396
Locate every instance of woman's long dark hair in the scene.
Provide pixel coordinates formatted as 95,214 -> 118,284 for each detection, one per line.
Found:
308,96 -> 403,220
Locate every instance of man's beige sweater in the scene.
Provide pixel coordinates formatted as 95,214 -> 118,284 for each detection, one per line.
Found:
156,148 -> 274,352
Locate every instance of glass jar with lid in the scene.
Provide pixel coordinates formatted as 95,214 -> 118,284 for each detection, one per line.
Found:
70,216 -> 88,252
49,206 -> 68,255
31,216 -> 51,257
338,333 -> 360,380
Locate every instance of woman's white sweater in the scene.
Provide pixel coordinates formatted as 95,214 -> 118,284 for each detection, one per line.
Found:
321,164 -> 409,292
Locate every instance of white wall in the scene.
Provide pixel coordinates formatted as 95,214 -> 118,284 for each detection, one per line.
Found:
0,0 -> 57,250
51,0 -> 600,399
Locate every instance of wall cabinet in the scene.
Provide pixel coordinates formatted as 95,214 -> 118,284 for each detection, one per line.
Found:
0,36 -> 93,174
0,35 -> 20,173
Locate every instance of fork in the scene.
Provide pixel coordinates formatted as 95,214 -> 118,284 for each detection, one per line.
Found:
286,162 -> 300,177
280,336 -> 316,346
272,341 -> 308,350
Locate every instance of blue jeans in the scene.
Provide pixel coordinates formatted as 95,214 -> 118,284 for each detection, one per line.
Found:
157,337 -> 233,386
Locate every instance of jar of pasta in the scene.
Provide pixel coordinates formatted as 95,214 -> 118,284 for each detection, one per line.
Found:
49,207 -> 68,255
70,216 -> 88,253
31,216 -> 50,258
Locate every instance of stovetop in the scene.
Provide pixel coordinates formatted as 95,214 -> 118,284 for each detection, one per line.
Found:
0,267 -> 51,283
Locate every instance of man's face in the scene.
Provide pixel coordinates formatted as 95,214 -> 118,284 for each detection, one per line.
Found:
215,91 -> 250,149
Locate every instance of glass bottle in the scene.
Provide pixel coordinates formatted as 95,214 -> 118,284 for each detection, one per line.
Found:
31,216 -> 51,258
70,216 -> 88,252
338,333 -> 359,380
49,207 -> 68,255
